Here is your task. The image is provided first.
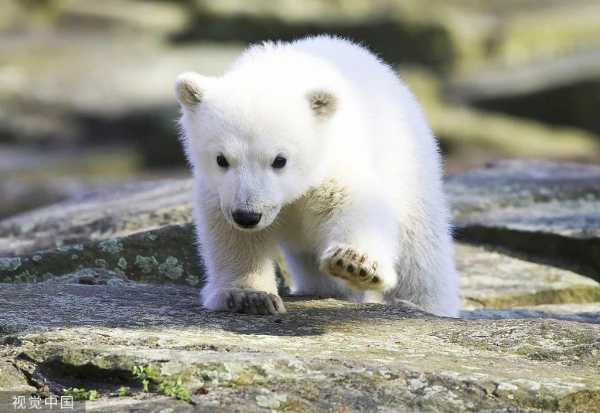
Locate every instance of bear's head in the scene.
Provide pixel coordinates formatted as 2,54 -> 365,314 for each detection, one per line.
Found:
175,71 -> 339,232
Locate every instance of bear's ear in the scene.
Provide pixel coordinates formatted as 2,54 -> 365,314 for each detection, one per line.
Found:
307,90 -> 337,118
174,72 -> 214,108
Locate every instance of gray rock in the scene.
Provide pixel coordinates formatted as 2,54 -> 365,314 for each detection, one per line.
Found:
3,160 -> 600,299
451,49 -> 600,102
450,50 -> 600,136
462,303 -> 600,325
1,281 -> 599,412
1,160 -> 600,411
0,224 -> 202,285
0,360 -> 36,393
0,178 -> 202,285
0,145 -> 138,220
448,160 -> 600,281
0,178 -> 193,256
0,7 -> 241,167
458,244 -> 600,308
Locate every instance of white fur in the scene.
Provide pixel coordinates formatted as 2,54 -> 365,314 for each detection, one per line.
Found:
175,36 -> 460,317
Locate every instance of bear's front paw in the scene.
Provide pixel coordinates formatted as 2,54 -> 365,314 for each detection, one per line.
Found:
319,245 -> 386,291
204,288 -> 287,315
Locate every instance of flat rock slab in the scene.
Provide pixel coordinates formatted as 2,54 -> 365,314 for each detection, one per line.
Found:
2,161 -> 600,309
451,49 -> 600,101
447,160 -> 600,280
0,178 -> 192,256
1,282 -> 600,413
458,244 -> 600,308
0,224 -> 203,286
463,302 -> 600,325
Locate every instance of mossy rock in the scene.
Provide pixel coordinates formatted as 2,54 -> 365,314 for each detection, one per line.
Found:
1,281 -> 599,412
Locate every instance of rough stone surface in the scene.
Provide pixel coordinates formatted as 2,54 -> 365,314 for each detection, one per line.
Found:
0,145 -> 142,220
3,161 -> 600,299
404,69 -> 600,173
1,282 -> 600,413
458,244 -> 600,308
450,50 -> 600,136
0,178 -> 193,256
463,303 -> 600,325
0,224 -> 202,286
448,160 -> 600,281
1,161 -> 600,411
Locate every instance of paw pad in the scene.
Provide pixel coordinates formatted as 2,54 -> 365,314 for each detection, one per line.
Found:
321,245 -> 384,290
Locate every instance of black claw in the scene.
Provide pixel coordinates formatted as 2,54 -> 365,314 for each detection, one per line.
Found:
336,259 -> 344,267
241,295 -> 251,310
371,276 -> 380,283
254,297 -> 267,313
227,295 -> 236,309
347,264 -> 354,273
359,269 -> 367,277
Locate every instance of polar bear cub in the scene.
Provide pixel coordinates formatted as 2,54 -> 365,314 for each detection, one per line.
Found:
175,36 -> 460,317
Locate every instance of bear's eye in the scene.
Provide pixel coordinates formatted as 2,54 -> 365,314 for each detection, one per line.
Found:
216,154 -> 229,169
271,155 -> 287,169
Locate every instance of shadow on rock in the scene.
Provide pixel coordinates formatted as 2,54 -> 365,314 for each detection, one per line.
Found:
0,282 -> 436,337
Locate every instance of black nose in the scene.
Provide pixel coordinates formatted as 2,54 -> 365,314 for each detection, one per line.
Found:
232,210 -> 262,228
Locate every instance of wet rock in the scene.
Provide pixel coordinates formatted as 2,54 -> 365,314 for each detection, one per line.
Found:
448,160 -> 600,281
1,281 -> 599,412
458,244 -> 600,308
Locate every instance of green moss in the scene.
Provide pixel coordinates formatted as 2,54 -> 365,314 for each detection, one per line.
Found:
117,386 -> 130,397
158,377 -> 192,402
0,224 -> 203,286
99,239 -> 124,255
63,387 -> 98,401
135,256 -> 159,274
0,257 -> 22,272
117,257 -> 128,270
132,365 -> 192,402
132,365 -> 160,393
158,256 -> 183,280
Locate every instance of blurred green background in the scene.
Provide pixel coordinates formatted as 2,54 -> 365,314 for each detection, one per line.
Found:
1,0 -> 600,219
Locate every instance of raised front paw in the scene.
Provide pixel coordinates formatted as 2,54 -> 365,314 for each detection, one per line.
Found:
204,288 -> 287,315
319,244 -> 385,291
